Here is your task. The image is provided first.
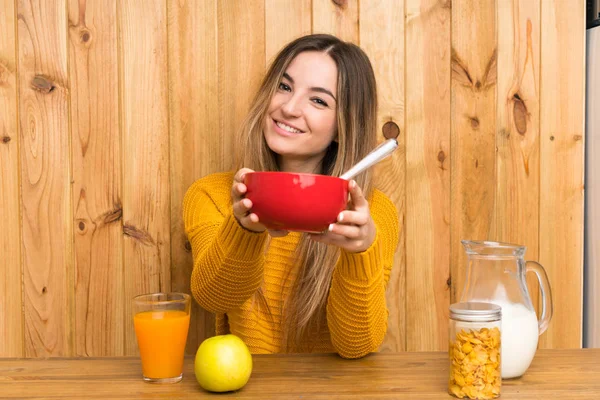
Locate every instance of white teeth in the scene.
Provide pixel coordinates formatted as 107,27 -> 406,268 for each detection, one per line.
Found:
276,121 -> 301,133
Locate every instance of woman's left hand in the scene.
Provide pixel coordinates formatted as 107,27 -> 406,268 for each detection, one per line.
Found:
309,180 -> 376,253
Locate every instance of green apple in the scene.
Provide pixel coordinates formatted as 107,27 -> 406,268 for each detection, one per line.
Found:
194,334 -> 253,392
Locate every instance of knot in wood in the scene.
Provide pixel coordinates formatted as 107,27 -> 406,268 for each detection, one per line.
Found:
513,95 -> 527,135
81,30 -> 91,43
437,150 -> 446,164
382,121 -> 400,139
30,75 -> 56,94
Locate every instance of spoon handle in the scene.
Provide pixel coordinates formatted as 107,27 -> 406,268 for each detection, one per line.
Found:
340,138 -> 398,181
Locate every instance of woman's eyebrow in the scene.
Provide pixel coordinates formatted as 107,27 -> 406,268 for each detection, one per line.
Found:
311,87 -> 336,102
283,72 -> 295,83
282,72 -> 337,102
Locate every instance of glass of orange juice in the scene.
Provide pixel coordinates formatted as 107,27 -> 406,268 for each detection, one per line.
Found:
133,292 -> 191,383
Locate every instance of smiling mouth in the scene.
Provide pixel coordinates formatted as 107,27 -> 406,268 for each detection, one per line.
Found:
274,120 -> 303,134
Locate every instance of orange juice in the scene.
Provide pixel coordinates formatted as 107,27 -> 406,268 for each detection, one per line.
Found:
133,310 -> 190,379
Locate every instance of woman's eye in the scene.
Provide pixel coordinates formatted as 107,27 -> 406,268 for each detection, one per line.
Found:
278,82 -> 291,92
312,98 -> 328,107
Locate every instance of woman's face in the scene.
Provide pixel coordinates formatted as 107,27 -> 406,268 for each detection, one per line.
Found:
263,51 -> 338,173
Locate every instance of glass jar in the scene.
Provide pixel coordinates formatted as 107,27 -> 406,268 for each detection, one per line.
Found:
459,240 -> 552,379
448,302 -> 502,399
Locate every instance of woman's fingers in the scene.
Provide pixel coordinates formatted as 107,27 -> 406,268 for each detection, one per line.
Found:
234,167 -> 254,184
347,180 -> 369,211
232,168 -> 254,199
231,182 -> 247,199
237,213 -> 259,228
232,198 -> 252,217
328,222 -> 362,239
268,229 -> 289,238
230,168 -> 267,233
336,210 -> 369,227
310,229 -> 370,253
309,180 -> 375,252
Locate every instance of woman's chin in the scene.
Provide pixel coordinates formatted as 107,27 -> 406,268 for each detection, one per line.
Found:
265,136 -> 294,156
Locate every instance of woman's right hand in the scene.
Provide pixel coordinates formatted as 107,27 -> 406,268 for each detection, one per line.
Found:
231,168 -> 288,237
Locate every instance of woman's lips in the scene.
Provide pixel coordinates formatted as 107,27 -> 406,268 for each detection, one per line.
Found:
272,119 -> 304,137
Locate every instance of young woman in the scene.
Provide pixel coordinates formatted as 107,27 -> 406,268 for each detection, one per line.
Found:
183,34 -> 399,359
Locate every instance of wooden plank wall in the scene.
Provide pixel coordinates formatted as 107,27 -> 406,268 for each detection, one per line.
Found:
362,0 -> 406,353
0,0 -> 585,357
539,0 -> 586,349
17,0 -> 72,357
405,0 -> 450,351
0,0 -> 22,358
69,0 -> 123,357
493,0 -> 541,334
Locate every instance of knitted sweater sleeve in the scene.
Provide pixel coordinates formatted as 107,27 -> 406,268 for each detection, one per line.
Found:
326,190 -> 399,359
182,172 -> 268,313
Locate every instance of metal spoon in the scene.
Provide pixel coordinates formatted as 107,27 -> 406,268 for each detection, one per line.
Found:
339,138 -> 398,181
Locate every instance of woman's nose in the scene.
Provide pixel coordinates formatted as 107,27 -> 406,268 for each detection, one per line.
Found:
281,95 -> 302,117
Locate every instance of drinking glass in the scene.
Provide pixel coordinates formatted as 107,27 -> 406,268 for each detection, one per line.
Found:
133,292 -> 191,383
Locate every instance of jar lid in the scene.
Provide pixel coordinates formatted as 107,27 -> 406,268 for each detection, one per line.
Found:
449,302 -> 502,322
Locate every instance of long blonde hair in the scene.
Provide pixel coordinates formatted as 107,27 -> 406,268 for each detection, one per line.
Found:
238,34 -> 378,351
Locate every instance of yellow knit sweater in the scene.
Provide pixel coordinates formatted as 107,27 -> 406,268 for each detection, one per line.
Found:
183,172 -> 399,359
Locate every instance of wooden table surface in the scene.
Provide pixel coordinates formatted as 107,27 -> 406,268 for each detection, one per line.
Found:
1,349 -> 599,399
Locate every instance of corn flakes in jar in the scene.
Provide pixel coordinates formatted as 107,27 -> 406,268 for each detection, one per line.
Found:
448,302 -> 501,399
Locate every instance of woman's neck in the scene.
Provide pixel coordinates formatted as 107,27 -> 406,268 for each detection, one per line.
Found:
278,157 -> 322,174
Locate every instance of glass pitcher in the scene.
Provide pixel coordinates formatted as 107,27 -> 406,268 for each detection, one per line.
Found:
459,240 -> 553,380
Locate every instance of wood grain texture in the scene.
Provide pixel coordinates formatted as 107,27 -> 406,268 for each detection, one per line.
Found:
0,1 -> 588,357
0,0 -> 23,358
120,0 -> 171,355
450,0 -> 497,303
494,0 -> 541,317
312,0 -> 358,43
539,0 -> 585,349
404,0 -> 451,351
359,0 -> 406,353
217,0 -> 265,165
17,0 -> 73,357
68,0 -> 124,357
168,0 -> 219,354
265,0 -> 311,65
2,350 -> 600,399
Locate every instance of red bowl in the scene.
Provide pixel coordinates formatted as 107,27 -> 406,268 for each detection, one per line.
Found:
244,172 -> 349,233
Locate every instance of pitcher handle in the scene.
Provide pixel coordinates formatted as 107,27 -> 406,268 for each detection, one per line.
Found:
525,260 -> 554,335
